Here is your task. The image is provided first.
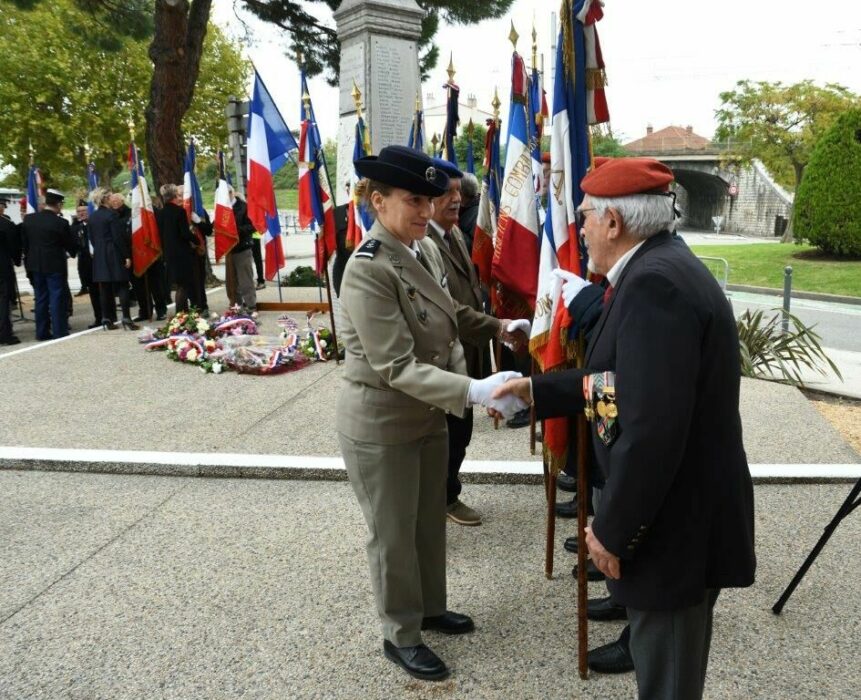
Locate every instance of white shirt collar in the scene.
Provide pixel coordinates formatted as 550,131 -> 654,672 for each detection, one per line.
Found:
398,238 -> 420,259
428,220 -> 448,236
605,240 -> 645,287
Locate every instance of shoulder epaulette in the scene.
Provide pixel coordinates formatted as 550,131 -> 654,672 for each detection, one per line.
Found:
355,238 -> 381,259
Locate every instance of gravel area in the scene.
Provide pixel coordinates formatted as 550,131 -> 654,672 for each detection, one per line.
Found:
806,391 -> 861,456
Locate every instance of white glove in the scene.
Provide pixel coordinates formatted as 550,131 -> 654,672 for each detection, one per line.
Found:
191,213 -> 202,224
506,319 -> 531,336
553,268 -> 589,307
467,371 -> 529,418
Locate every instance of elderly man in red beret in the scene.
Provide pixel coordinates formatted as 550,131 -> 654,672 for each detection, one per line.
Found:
495,157 -> 756,699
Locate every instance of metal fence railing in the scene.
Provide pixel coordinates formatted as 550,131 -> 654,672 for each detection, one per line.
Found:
697,256 -> 730,292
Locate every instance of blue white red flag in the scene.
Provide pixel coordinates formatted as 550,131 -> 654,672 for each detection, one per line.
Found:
528,0 -> 610,472
492,51 -> 541,318
182,140 -> 207,221
471,118 -> 502,288
407,106 -> 425,152
128,142 -> 161,277
246,69 -> 298,242
26,166 -> 41,214
346,115 -> 373,250
297,74 -> 337,276
86,163 -> 99,215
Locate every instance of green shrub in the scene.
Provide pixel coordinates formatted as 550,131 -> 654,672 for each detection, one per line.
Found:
280,265 -> 321,287
794,108 -> 861,256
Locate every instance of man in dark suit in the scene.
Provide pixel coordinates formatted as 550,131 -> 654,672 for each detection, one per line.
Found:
71,200 -> 101,328
426,159 -> 502,527
0,197 -> 22,345
495,158 -> 755,699
22,189 -> 77,340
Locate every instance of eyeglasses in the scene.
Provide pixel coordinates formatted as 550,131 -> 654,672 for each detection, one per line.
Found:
575,207 -> 596,231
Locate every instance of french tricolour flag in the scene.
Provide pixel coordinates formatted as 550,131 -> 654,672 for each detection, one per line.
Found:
246,70 -> 298,280
26,165 -> 41,214
491,51 -> 541,318
213,151 -> 238,263
297,74 -> 336,276
129,143 -> 161,277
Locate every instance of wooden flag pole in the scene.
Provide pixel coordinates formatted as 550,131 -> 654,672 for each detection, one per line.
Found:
529,357 -> 537,455
545,465 -> 557,579
576,405 -> 589,679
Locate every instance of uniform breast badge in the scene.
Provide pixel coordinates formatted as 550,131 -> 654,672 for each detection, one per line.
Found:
585,371 -> 618,446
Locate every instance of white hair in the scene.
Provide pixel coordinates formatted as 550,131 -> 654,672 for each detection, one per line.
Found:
89,187 -> 112,207
591,193 -> 680,240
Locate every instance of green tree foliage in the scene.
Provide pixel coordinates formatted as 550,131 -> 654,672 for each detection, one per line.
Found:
793,109 -> 861,257
0,0 -> 248,190
591,132 -> 629,157
453,121 -> 489,180
714,80 -> 860,192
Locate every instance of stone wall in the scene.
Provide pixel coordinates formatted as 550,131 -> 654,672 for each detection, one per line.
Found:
723,160 -> 793,237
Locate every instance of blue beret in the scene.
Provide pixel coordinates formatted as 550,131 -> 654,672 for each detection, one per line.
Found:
430,158 -> 463,180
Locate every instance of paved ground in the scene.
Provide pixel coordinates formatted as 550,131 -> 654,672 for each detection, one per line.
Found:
1,472 -> 858,700
0,284 -> 858,467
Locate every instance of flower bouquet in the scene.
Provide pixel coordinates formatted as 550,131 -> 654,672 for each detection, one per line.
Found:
219,335 -> 309,375
279,313 -> 342,362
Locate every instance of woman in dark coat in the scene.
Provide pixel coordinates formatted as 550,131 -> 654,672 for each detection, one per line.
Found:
89,188 -> 135,330
157,183 -> 198,312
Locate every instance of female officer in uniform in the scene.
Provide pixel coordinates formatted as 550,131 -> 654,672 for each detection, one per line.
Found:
337,146 -> 527,682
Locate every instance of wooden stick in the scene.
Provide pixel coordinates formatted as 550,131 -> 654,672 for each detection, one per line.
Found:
545,467 -> 557,579
323,269 -> 341,365
493,337 -> 502,429
576,410 -> 589,680
529,358 -> 537,455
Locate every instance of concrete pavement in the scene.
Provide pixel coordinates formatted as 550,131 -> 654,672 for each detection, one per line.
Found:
1,471 -> 859,699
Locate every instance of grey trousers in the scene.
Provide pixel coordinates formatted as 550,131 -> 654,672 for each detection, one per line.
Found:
339,430 -> 448,647
229,248 -> 256,309
628,589 -> 720,700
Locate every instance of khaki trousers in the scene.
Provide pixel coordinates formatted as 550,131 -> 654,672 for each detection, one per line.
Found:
339,430 -> 448,647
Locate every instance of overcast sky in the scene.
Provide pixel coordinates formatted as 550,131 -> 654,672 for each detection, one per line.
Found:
213,0 -> 861,145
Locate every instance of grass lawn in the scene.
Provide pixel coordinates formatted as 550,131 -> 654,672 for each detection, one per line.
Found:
200,189 -> 298,211
689,243 -> 861,298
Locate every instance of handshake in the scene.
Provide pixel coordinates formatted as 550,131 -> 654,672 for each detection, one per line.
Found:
467,371 -> 530,419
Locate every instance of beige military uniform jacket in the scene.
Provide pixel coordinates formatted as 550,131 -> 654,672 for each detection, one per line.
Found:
337,221 -> 496,445
426,222 -> 496,379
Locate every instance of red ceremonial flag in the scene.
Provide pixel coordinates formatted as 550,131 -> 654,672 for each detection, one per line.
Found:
213,152 -> 238,263
128,143 -> 161,277
298,113 -> 337,276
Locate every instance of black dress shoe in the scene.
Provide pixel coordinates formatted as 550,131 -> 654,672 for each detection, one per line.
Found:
572,560 -> 605,582
0,335 -> 21,345
555,497 -> 577,518
563,536 -> 579,553
557,473 -> 577,492
587,596 -> 627,622
88,321 -> 101,329
506,407 -> 531,428
587,626 -> 633,674
421,611 -> 475,635
383,640 -> 449,681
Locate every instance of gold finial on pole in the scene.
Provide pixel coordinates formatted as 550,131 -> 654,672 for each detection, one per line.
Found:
430,133 -> 440,154
509,20 -> 519,50
28,139 -> 35,166
351,79 -> 364,120
415,91 -> 421,112
446,53 -> 456,84
532,22 -> 538,72
492,87 -> 501,122
128,117 -> 136,142
467,118 -> 474,138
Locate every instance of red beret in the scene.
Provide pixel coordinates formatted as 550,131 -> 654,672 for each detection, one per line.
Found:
541,152 -> 551,164
581,157 -> 673,197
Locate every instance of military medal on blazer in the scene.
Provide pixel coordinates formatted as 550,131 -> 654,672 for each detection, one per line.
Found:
582,371 -> 618,446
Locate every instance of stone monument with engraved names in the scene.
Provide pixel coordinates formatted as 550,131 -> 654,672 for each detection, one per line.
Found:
333,0 -> 424,198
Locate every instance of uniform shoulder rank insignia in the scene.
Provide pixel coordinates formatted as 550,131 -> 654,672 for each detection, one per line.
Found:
583,371 -> 618,446
355,238 -> 381,259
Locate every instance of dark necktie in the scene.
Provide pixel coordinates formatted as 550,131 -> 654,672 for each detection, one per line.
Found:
602,284 -> 614,305
416,248 -> 431,274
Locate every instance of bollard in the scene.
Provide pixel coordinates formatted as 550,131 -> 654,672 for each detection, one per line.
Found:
782,266 -> 793,333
